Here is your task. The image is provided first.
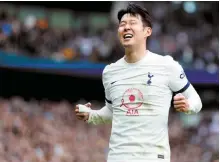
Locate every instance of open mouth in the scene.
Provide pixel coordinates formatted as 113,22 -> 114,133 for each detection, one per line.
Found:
123,34 -> 133,40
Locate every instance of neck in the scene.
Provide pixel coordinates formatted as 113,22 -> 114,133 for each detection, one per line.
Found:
124,43 -> 147,63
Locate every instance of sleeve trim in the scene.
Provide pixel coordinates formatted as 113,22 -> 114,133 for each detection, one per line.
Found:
173,81 -> 190,94
105,97 -> 112,104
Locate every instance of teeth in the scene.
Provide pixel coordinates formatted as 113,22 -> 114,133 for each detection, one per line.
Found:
124,34 -> 133,39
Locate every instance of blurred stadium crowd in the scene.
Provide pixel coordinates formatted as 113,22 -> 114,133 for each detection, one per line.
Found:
0,97 -> 218,162
0,2 -> 219,162
0,2 -> 219,73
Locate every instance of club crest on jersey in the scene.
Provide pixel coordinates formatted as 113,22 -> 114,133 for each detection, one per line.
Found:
147,72 -> 154,85
180,71 -> 185,79
120,88 -> 144,116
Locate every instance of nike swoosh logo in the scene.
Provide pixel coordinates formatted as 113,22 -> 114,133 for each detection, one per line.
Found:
111,81 -> 117,84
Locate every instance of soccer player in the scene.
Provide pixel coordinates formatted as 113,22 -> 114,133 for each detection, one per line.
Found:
75,3 -> 202,162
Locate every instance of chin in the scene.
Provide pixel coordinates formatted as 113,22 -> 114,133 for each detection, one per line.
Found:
122,42 -> 134,48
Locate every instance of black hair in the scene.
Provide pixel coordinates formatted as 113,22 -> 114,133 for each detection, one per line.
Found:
117,3 -> 152,28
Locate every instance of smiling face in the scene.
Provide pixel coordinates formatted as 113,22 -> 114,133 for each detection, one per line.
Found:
118,13 -> 152,48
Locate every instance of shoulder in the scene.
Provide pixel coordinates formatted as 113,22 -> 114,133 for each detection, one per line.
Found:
164,55 -> 183,70
102,57 -> 124,85
151,51 -> 182,69
149,51 -> 174,63
102,64 -> 111,84
148,51 -> 184,77
103,57 -> 124,75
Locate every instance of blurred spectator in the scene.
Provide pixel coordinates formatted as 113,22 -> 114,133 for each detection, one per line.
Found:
24,15 -> 37,30
62,48 -> 76,60
37,19 -> 48,30
0,97 -> 218,162
0,2 -> 218,162
0,1 -> 218,72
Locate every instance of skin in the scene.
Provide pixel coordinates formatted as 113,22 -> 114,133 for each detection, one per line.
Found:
75,102 -> 91,121
173,93 -> 190,112
118,13 -> 152,63
74,13 -> 190,120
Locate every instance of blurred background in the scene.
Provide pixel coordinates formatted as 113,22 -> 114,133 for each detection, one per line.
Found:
0,1 -> 219,162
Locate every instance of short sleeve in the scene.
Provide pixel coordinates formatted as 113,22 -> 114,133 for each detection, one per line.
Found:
102,65 -> 112,111
168,58 -> 190,93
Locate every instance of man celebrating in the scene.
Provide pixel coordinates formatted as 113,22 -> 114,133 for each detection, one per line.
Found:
75,3 -> 202,162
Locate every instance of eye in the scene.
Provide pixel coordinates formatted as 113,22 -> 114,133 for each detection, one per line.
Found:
130,21 -> 136,25
119,23 -> 125,27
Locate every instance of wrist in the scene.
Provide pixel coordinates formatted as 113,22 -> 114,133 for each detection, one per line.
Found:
86,110 -> 94,124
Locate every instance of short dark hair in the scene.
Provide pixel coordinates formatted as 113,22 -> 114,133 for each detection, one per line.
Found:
117,3 -> 152,28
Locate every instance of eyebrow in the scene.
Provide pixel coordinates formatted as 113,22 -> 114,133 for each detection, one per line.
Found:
120,20 -> 137,24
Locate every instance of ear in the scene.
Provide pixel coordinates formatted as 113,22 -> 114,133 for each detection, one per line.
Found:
144,27 -> 152,38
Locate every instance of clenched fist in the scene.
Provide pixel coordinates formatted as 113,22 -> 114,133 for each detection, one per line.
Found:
173,93 -> 189,113
74,102 -> 91,121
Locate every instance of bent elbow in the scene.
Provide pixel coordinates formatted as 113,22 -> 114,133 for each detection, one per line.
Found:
197,98 -> 203,113
194,96 -> 203,113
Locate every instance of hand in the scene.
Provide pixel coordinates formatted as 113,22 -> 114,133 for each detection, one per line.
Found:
173,93 -> 189,112
75,102 -> 91,121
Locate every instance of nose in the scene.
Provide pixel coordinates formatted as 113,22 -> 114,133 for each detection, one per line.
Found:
124,24 -> 131,31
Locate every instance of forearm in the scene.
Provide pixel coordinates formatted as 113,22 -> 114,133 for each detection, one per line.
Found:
182,85 -> 202,113
87,106 -> 113,125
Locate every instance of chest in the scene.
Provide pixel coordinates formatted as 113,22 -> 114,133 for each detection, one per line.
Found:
107,67 -> 171,105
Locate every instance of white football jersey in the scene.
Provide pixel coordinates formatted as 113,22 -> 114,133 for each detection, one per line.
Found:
102,50 -> 190,162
